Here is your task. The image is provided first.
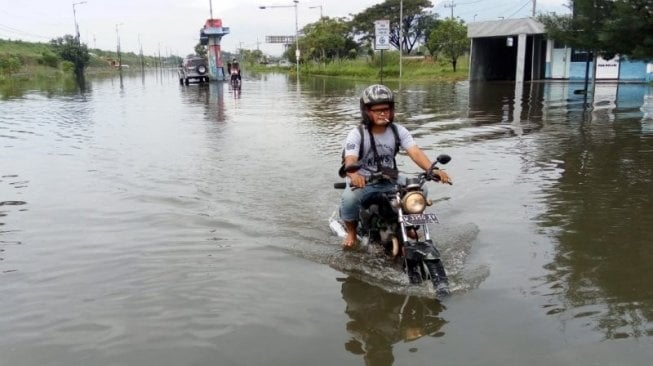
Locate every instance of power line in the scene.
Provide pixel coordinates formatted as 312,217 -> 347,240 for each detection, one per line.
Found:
456,0 -> 523,19
507,0 -> 532,19
0,23 -> 51,39
456,0 -> 489,5
443,0 -> 456,19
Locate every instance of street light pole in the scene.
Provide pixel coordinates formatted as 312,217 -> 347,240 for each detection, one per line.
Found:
399,0 -> 403,79
294,0 -> 299,76
115,24 -> 123,65
259,1 -> 300,76
72,1 -> 87,41
115,23 -> 123,83
309,5 -> 322,18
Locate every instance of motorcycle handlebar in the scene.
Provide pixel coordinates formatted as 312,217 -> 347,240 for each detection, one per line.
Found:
334,173 -> 452,190
428,170 -> 453,185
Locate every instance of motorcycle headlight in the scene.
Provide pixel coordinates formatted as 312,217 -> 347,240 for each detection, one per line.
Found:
402,192 -> 426,214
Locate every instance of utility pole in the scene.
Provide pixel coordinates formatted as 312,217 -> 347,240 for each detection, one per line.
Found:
115,23 -> 123,84
444,0 -> 456,19
138,34 -> 145,73
399,0 -> 403,78
72,1 -> 87,40
259,1 -> 300,76
294,0 -> 299,76
115,24 -> 122,67
532,0 -> 536,17
309,5 -> 323,18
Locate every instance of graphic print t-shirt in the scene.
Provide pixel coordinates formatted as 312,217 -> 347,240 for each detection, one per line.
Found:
343,124 -> 415,177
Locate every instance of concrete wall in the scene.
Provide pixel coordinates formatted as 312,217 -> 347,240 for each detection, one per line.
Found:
620,61 -> 649,81
562,58 -> 652,82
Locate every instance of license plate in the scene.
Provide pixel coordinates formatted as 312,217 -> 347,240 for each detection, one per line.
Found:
402,213 -> 438,225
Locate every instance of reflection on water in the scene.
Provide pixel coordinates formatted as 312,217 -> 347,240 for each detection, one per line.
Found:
535,88 -> 653,338
340,276 -> 446,366
0,76 -> 85,100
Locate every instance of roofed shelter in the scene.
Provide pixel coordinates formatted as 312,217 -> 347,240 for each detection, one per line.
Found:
468,18 -> 547,82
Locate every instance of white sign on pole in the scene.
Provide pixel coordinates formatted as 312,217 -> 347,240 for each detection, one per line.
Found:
374,20 -> 390,50
596,55 -> 620,79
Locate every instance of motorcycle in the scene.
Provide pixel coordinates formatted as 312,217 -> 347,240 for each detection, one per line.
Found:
230,73 -> 241,90
331,154 -> 452,297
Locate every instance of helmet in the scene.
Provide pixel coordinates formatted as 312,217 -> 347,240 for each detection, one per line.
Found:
360,84 -> 395,124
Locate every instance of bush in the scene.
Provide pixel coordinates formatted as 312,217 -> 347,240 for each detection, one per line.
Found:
0,54 -> 22,75
39,51 -> 59,68
61,60 -> 74,73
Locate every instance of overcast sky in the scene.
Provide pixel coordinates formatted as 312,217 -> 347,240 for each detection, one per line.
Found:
0,0 -> 569,57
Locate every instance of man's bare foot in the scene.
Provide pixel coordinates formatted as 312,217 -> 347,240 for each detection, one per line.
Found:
342,221 -> 358,249
342,235 -> 358,249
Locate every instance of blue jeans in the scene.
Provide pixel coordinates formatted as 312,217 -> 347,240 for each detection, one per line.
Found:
339,177 -> 429,222
339,181 -> 396,222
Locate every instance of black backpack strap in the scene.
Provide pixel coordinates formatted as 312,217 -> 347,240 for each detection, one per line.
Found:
389,123 -> 400,155
357,124 -> 365,161
389,123 -> 400,169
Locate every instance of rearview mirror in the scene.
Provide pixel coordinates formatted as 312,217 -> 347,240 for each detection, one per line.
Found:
436,154 -> 451,165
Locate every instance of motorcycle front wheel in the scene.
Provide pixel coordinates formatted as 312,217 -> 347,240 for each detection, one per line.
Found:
424,259 -> 450,297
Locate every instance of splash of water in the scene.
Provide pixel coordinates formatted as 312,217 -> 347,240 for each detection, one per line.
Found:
290,221 -> 489,297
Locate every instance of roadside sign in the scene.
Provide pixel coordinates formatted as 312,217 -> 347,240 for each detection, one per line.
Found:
374,20 -> 390,50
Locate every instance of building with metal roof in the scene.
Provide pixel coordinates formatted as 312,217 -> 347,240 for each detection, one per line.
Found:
467,18 -> 653,83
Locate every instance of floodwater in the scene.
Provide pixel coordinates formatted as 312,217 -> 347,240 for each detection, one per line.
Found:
1,70 -> 653,365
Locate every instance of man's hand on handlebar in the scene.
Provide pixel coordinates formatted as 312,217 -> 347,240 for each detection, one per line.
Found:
347,172 -> 366,188
431,169 -> 453,185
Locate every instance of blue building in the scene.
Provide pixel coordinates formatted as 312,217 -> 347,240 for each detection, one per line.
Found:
467,18 -> 653,83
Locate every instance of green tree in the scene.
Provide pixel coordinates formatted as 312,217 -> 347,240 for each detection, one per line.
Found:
350,0 -> 434,54
427,18 -> 468,71
594,0 -> 653,59
283,43 -> 299,65
420,13 -> 442,56
301,17 -> 356,62
240,49 -> 265,65
194,43 -> 207,58
50,35 -> 89,79
539,0 -> 653,60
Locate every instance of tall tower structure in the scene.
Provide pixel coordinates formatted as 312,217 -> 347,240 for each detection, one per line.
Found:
200,19 -> 230,81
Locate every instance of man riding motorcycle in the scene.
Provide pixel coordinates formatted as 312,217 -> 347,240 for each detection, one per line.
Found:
230,58 -> 241,84
339,84 -> 451,249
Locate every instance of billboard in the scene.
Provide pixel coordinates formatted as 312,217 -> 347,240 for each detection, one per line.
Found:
265,35 -> 296,44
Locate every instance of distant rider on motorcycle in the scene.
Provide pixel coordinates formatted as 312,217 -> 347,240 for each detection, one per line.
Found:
339,84 -> 451,249
230,58 -> 241,84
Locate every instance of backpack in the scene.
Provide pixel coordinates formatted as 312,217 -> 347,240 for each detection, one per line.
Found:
338,123 -> 401,178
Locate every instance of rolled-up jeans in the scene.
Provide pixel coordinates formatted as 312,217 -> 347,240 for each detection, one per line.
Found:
339,176 -> 429,222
